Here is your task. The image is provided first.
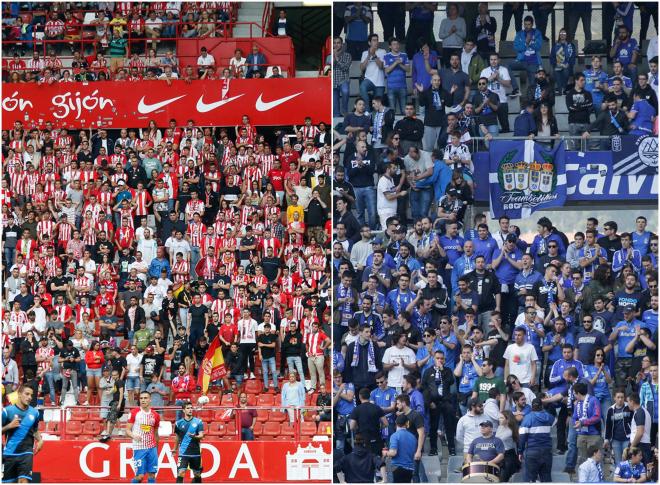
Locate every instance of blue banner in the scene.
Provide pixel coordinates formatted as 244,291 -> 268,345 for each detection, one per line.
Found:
488,140 -> 567,219
611,134 -> 658,175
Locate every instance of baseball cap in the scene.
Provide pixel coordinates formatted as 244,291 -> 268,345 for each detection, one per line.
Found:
479,420 -> 493,427
447,188 -> 459,197
370,237 -> 383,245
467,397 -> 480,408
506,234 -> 518,243
145,345 -> 154,352
623,305 -> 635,313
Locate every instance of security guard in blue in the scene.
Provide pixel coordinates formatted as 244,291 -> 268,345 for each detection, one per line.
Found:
174,402 -> 204,483
2,385 -> 43,483
518,397 -> 557,482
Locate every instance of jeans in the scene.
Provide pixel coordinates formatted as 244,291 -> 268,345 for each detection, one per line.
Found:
611,439 -> 629,468
388,87 -> 407,115
566,422 -> 578,470
359,78 -> 385,107
62,369 -> 79,403
286,356 -> 305,378
413,458 -> 428,483
261,357 -> 278,389
4,247 -> 15,269
333,81 -> 350,117
241,428 -> 254,441
354,186 -> 377,229
554,67 -> 573,93
508,60 -> 539,88
45,371 -> 58,404
568,123 -> 589,150
190,246 -> 200,277
410,188 -> 432,220
422,126 -> 442,152
597,396 -> 611,425
524,448 -> 552,482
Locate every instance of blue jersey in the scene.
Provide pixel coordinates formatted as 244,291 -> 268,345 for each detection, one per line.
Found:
472,236 -> 498,264
544,331 -> 574,362
2,404 -> 40,456
584,68 -> 608,105
608,74 -> 633,90
385,288 -> 416,316
613,320 -> 643,357
370,387 -> 398,419
175,417 -> 204,456
383,52 -> 409,90
492,247 -> 522,284
439,235 -> 465,265
642,309 -> 658,335
458,360 -> 482,393
389,428 -> 417,470
614,38 -> 638,66
584,365 -> 611,400
630,100 -> 655,135
615,460 -> 646,480
632,230 -> 652,255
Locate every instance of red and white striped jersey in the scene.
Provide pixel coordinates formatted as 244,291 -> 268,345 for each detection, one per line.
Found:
119,207 -> 134,228
257,154 -> 276,175
263,205 -> 281,221
54,303 -> 73,323
40,170 -> 59,194
233,293 -> 247,311
95,220 -> 114,238
243,166 -> 262,188
41,255 -> 61,279
110,153 -> 127,166
132,190 -> 151,216
308,254 -> 326,281
36,220 -> 56,241
9,172 -> 25,195
73,276 -> 92,294
172,260 -> 190,284
57,222 -> 73,243
301,125 -> 320,140
204,170 -> 222,192
45,19 -> 65,37
33,191 -> 47,206
115,226 -> 135,249
128,408 -> 160,450
259,237 -> 281,257
185,199 -> 205,221
252,274 -> 267,289
186,221 -> 205,248
200,235 -> 220,258
97,191 -> 114,211
292,296 -> 305,322
23,172 -> 39,196
240,206 -> 256,225
7,311 -> 27,339
27,58 -> 44,72
83,202 -> 104,222
196,256 -> 218,280
81,220 -> 97,246
305,329 -> 328,357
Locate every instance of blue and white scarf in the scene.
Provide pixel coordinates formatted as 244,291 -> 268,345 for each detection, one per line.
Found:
351,339 -> 377,372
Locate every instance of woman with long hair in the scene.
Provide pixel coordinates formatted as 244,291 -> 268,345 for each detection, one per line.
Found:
496,410 -> 521,482
84,340 -> 105,406
584,348 -> 613,422
532,102 -> 559,148
550,28 -> 576,95
505,374 -> 535,410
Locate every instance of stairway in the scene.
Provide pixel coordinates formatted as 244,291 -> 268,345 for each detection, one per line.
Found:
233,3 -> 267,38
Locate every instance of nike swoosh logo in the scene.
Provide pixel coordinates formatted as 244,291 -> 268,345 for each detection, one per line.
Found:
137,95 -> 187,114
255,92 -> 303,111
196,94 -> 244,113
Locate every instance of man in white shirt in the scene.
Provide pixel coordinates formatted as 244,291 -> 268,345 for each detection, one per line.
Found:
196,47 -> 215,77
128,252 -> 149,286
480,53 -> 513,132
376,162 -> 407,230
165,230 -> 191,264
359,34 -> 386,105
144,276 -> 166,310
381,333 -> 417,392
137,229 -> 158,266
578,445 -> 604,483
503,327 -> 538,387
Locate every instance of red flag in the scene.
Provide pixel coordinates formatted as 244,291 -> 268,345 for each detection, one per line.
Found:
197,335 -> 227,394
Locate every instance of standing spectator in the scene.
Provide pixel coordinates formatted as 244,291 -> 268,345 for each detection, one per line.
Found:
500,2 -> 524,42
566,73 -> 594,150
550,28 -> 577,95
347,141 -> 377,230
359,34 -> 386,107
257,323 -> 278,392
384,414 -> 417,482
503,327 -> 538,388
422,350 -> 457,456
510,16 -> 543,89
628,393 -> 653,464
280,370 -> 306,423
411,40 -> 440,98
349,387 -> 388,455
383,38 -> 410,115
416,74 -> 450,151
610,25 -> 639,79
605,388 -> 634,468
474,3 -> 497,60
573,381 -> 603,468
480,53 -> 513,133
337,433 -> 386,483
519,397 -> 556,481
237,392 -> 257,441
438,3 -> 467,68
567,2 -> 592,42
405,3 -> 436,59
344,2 -> 372,58
333,37 -> 352,118
584,56 -> 609,117
441,53 -> 471,108
472,77 -> 500,142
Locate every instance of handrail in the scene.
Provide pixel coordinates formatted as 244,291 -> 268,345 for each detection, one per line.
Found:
261,2 -> 274,36
54,404 -> 328,442
468,135 -> 622,154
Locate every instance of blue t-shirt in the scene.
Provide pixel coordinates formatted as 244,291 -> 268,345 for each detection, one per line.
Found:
584,364 -> 611,399
383,52 -> 409,90
584,68 -> 608,105
642,309 -> 658,335
632,230 -> 652,255
438,333 -> 459,369
345,6 -> 369,42
416,340 -> 448,376
615,461 -> 646,480
544,331 -> 575,362
1,404 -> 40,455
389,428 -> 417,470
613,320 -> 642,358
439,235 -> 465,265
630,99 -> 655,134
614,38 -> 638,66
335,382 -> 356,416
608,74 -> 633,90
174,417 -> 204,456
370,387 -> 398,420
458,360 -> 483,393
468,436 -> 505,461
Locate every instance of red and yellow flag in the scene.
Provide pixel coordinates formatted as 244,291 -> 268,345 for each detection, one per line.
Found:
197,335 -> 227,394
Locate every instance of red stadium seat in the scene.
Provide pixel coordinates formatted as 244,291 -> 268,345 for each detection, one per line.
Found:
280,422 -> 295,439
207,422 -> 225,436
256,394 -> 274,406
207,394 -> 220,406
197,409 -> 214,422
318,422 -> 332,436
214,409 -> 233,422
247,395 -> 257,406
83,421 -> 101,435
244,380 -> 262,395
70,409 -> 88,421
38,421 -> 46,432
269,411 -> 287,423
88,408 -> 102,421
65,421 -> 83,435
252,422 -> 263,437
221,422 -> 237,440
300,421 -> 317,438
261,421 -> 280,438
221,393 -> 237,406
45,421 -> 59,433
163,409 -> 177,421
256,409 -> 269,423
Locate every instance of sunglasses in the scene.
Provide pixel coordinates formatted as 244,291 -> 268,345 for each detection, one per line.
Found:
548,245 -> 558,248
478,82 -> 487,86
583,319 -> 593,323
376,380 -> 385,384
424,334 -> 433,337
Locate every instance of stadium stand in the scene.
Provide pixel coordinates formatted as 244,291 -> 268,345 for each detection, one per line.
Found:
332,2 -> 658,484
1,2 -> 332,482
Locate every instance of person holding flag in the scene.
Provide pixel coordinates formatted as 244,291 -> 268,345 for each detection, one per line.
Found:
196,334 -> 228,398
174,401 -> 205,484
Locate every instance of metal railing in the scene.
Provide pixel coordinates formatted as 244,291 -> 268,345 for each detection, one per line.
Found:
468,134 -> 621,153
48,404 -> 330,441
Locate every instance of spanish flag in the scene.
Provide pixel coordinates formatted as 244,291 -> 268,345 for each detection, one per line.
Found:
197,335 -> 228,394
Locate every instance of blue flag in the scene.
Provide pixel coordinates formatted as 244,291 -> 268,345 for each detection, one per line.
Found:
611,135 -> 658,175
489,140 -> 567,219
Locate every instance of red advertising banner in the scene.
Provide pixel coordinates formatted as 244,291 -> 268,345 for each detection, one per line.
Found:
34,439 -> 331,482
1,78 -> 331,129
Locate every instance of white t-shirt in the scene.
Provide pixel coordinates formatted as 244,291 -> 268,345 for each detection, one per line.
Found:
382,345 -> 416,388
238,318 -> 257,344
502,343 -> 538,384
479,65 -> 511,104
197,53 -> 215,67
126,353 -> 143,377
377,174 -> 397,214
360,49 -> 386,87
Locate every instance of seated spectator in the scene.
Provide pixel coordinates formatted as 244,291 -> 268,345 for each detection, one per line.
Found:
610,24 -> 639,79
584,56 -> 609,116
533,102 -> 559,147
144,10 -> 163,49
608,61 -> 634,95
582,95 -> 630,150
196,46 -> 215,77
245,44 -> 267,79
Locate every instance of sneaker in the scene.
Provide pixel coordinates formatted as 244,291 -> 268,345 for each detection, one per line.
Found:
99,434 -> 111,443
249,373 -> 255,379
307,388 -> 315,394
563,468 -> 575,474
274,387 -> 280,392
449,449 -> 457,456
428,449 -> 438,456
556,449 -> 566,455
509,89 -> 520,97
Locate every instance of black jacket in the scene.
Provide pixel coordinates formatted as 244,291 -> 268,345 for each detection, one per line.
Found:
566,88 -> 594,124
282,331 -> 305,357
588,108 -> 629,136
371,108 -> 395,142
421,365 -> 455,404
417,88 -> 451,127
394,116 -> 425,142
123,305 -> 146,333
465,269 -> 501,312
92,136 -> 116,159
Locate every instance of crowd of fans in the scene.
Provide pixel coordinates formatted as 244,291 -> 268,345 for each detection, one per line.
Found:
1,2 -> 290,83
332,3 -> 658,484
1,98 -> 334,443
333,2 -> 658,154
